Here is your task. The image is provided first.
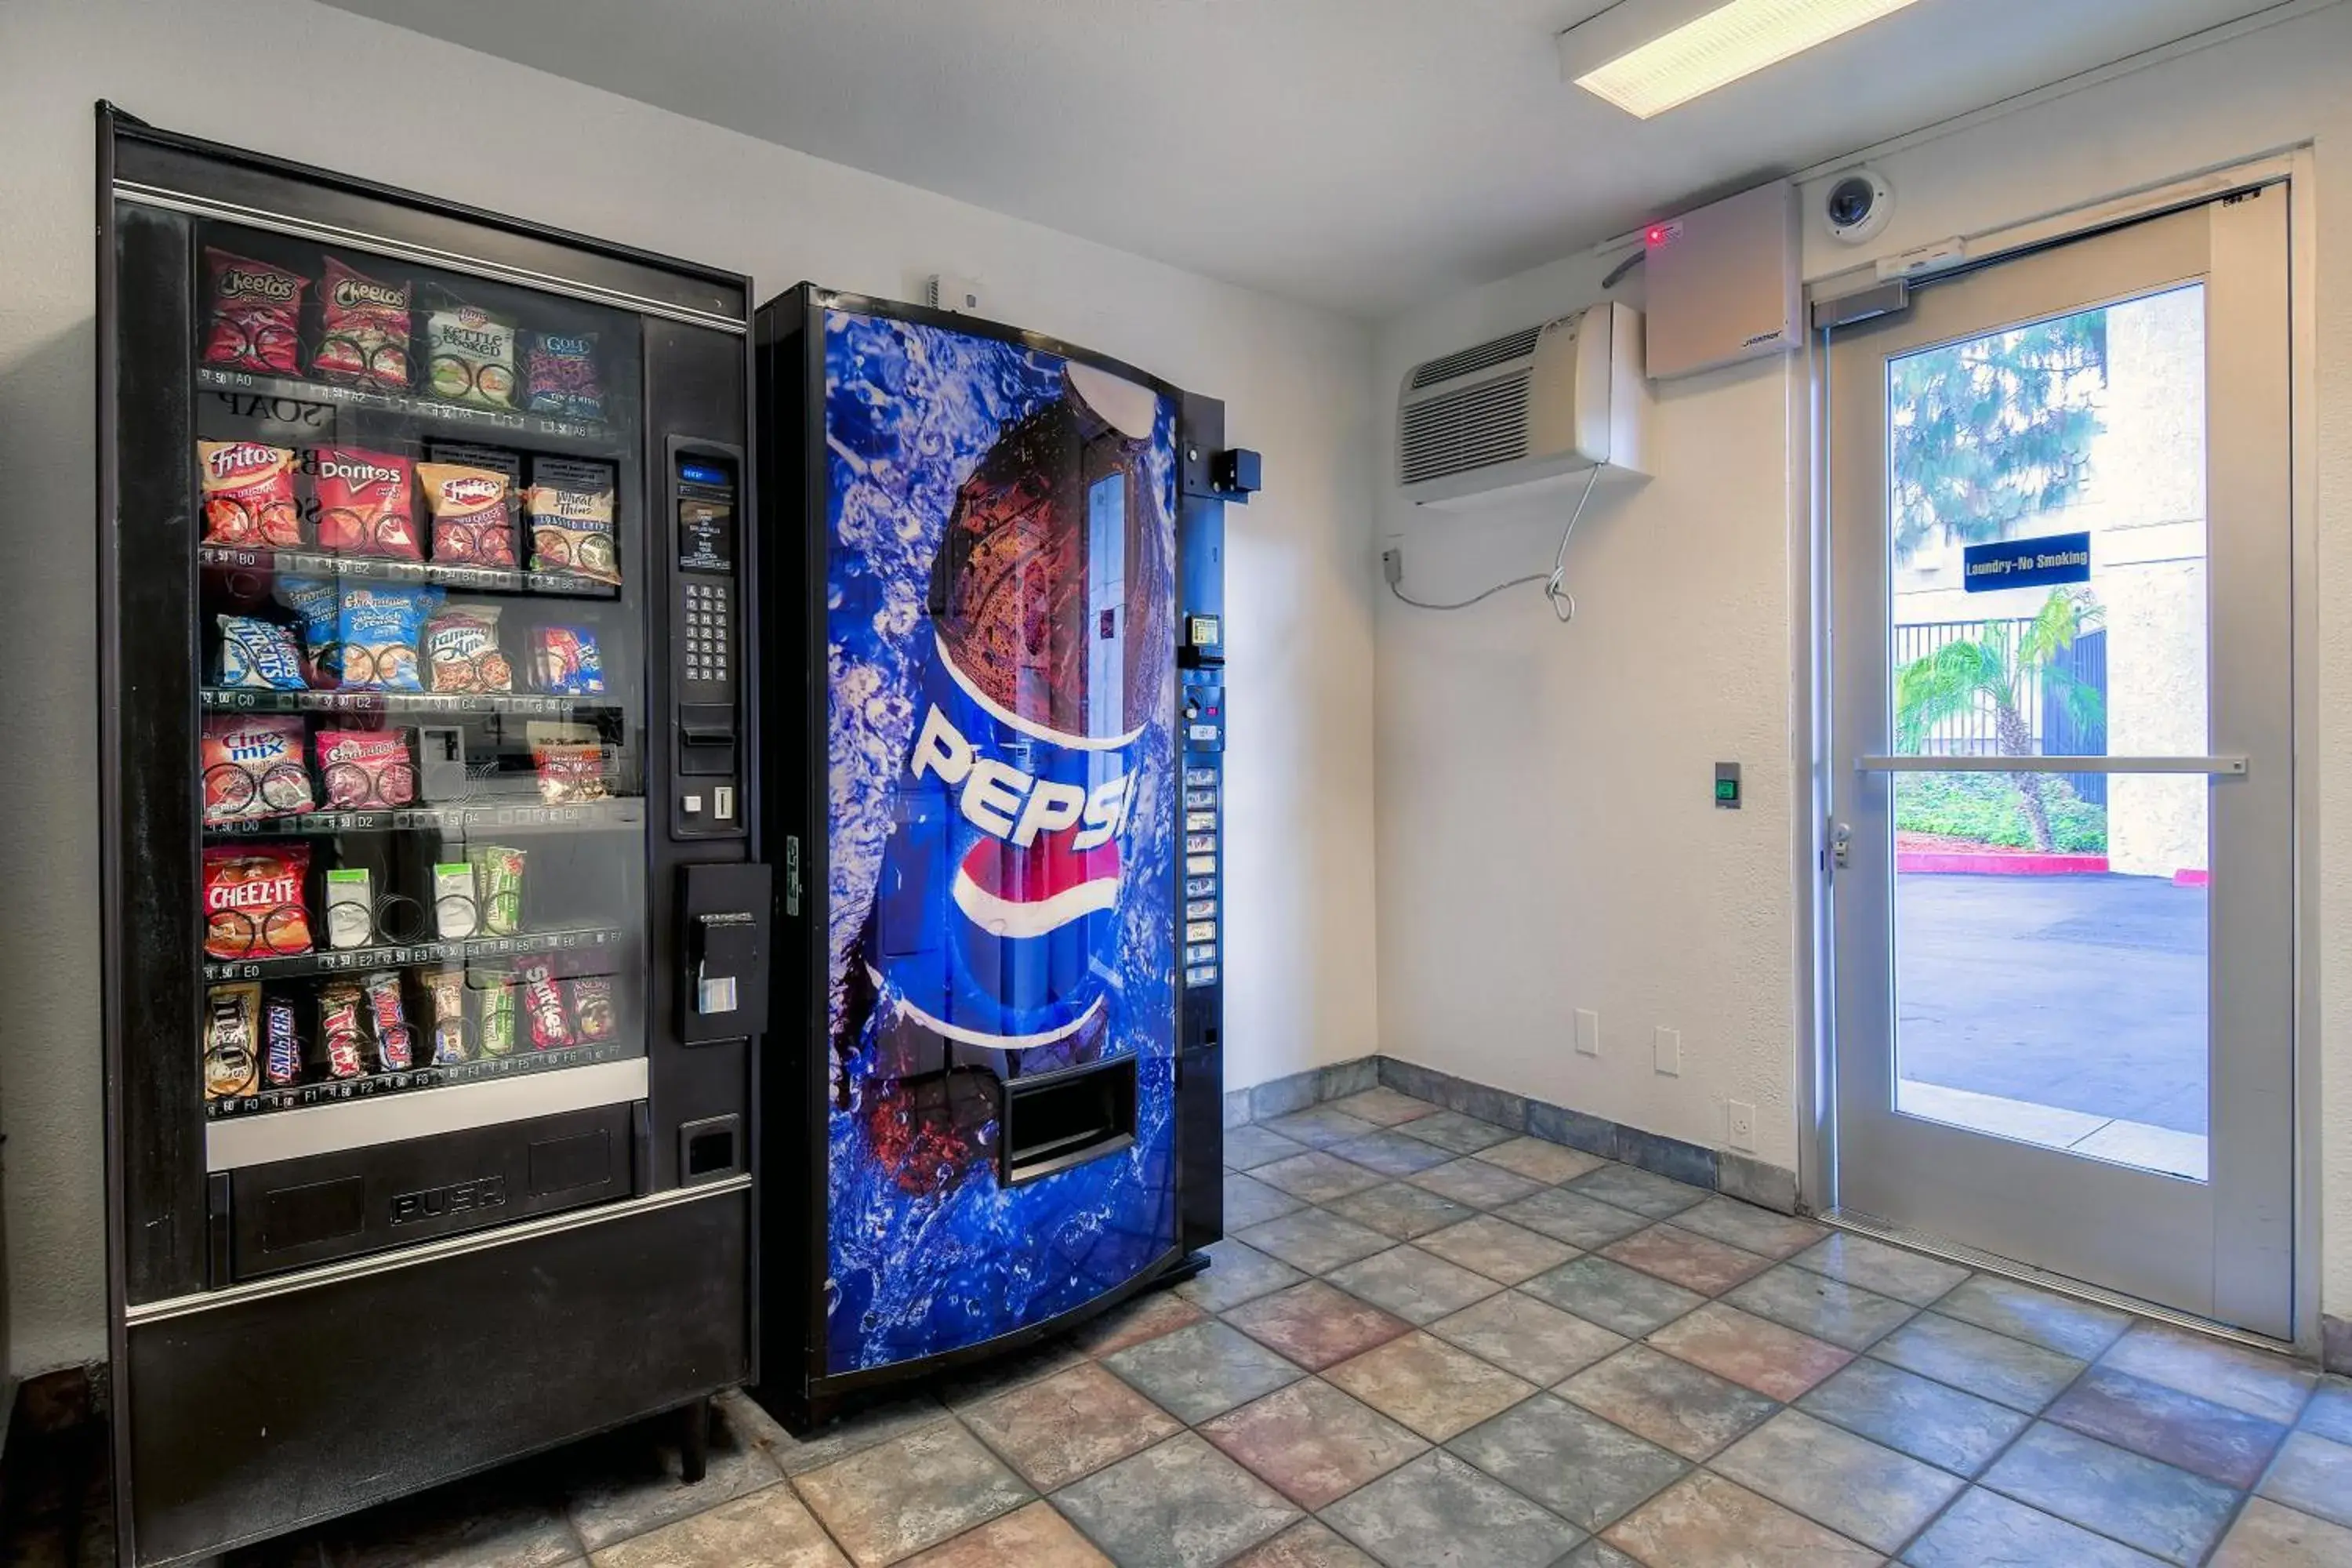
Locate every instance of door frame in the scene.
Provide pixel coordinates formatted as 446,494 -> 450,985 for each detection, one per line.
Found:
1793,148 -> 2323,1355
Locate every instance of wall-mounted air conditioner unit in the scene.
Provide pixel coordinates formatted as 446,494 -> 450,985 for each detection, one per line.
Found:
1397,301 -> 1648,506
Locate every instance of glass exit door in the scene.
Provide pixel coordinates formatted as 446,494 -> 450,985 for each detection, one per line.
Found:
1825,187 -> 2296,1336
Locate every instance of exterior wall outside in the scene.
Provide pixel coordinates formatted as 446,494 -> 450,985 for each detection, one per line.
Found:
0,0 -> 1378,1377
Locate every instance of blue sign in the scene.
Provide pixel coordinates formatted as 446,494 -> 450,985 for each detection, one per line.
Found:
1962,532 -> 2091,593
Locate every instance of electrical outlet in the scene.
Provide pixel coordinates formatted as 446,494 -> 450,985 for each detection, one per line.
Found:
1574,1008 -> 1600,1057
1726,1100 -> 1756,1151
1381,547 -> 1403,588
1654,1026 -> 1681,1076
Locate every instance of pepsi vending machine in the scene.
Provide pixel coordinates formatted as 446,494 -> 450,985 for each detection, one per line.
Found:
752,289 -> 1246,1420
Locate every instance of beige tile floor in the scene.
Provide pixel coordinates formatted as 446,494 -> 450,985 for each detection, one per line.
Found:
32,1085 -> 2352,1566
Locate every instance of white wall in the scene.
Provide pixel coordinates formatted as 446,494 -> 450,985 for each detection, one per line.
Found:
0,0 -> 1378,1376
1373,1 -> 2352,1337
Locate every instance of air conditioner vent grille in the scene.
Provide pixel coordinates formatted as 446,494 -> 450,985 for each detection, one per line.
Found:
1398,371 -> 1533,486
1408,326 -> 1544,390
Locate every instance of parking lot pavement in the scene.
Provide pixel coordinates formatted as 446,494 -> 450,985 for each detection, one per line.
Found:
1893,872 -> 2209,1136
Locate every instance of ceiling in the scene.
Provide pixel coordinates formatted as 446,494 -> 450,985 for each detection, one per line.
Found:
321,0 -> 2292,318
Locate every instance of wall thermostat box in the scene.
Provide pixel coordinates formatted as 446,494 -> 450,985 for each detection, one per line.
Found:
1642,180 -> 1801,380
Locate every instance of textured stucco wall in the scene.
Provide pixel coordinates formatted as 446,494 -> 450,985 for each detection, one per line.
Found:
0,0 -> 1377,1376
1374,1 -> 2352,1341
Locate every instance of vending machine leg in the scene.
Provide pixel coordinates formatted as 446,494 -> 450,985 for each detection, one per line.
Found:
681,1398 -> 710,1485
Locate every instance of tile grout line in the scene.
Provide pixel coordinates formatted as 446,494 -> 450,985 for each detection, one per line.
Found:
1251,1117 -> 2226,1565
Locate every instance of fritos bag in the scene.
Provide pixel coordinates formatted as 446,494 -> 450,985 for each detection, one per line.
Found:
200,441 -> 301,549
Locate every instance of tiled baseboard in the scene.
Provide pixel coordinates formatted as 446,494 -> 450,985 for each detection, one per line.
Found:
1224,1054 -> 1800,1217
2327,1312 -> 2350,1375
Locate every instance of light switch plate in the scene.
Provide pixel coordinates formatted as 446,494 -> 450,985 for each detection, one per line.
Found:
1575,1009 -> 1601,1057
1654,1026 -> 1681,1076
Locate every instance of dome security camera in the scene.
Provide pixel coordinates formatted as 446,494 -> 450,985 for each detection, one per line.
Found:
1824,167 -> 1894,246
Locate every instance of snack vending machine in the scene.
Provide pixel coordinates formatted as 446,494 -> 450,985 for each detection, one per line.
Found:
96,107 -> 767,1564
750,287 -> 1250,1422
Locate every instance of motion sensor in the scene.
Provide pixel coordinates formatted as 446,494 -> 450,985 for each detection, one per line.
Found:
1823,166 -> 1894,246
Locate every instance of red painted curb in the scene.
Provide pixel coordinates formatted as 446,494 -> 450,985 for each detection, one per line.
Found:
2174,868 -> 2211,887
1896,851 -> 2111,876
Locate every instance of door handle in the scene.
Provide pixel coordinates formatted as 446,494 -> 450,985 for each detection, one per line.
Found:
1856,754 -> 2248,775
1831,822 -> 1852,872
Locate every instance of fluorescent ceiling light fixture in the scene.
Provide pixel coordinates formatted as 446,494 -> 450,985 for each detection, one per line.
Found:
1571,0 -> 1927,118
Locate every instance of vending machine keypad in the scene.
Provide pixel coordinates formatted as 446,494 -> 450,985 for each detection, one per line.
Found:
672,452 -> 745,837
1179,672 -> 1224,989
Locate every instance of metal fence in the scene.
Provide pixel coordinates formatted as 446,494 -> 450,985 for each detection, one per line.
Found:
1892,617 -> 2110,804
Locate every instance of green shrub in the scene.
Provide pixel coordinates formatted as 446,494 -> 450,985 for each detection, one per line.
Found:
1894,770 -> 2107,853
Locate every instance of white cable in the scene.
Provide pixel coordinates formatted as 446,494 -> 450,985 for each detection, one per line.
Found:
1386,464 -> 1602,622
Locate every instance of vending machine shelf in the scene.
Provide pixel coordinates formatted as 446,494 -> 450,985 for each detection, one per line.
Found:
199,543 -> 623,600
196,365 -> 625,454
201,686 -> 617,719
201,923 -> 630,983
202,798 -> 644,839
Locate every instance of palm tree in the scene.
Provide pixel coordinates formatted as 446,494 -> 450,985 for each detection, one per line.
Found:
1896,588 -> 2105,851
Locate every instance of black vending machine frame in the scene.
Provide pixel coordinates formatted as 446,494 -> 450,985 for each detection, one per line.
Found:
750,285 -> 1232,1425
96,105 -> 764,1565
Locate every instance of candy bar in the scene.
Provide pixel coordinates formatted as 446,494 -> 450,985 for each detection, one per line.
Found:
428,967 -> 469,1066
319,982 -> 367,1079
518,961 -> 572,1050
203,983 -> 262,1101
263,994 -> 303,1087
362,970 -> 413,1073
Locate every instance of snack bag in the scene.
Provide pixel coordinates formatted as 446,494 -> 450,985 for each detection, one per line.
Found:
417,463 -> 518,567
428,967 -> 470,1065
524,331 -> 604,420
527,721 -> 609,805
217,615 -> 307,691
318,982 -> 368,1079
312,257 -> 412,390
200,441 -> 301,549
422,297 -> 517,409
568,975 -> 616,1042
336,582 -> 441,691
532,626 -> 604,695
204,983 -> 263,1101
362,971 -> 414,1073
315,729 -> 416,810
201,715 -> 316,823
203,843 -> 313,960
527,464 -> 619,584
423,604 -> 513,693
263,994 -> 303,1087
324,867 -> 374,950
278,576 -> 343,686
469,846 -> 525,936
518,961 -> 574,1050
201,249 -> 305,376
313,447 -> 420,559
433,862 -> 477,939
474,967 -> 518,1058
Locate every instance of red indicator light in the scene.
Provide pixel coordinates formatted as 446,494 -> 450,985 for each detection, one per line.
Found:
1646,226 -> 1667,246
